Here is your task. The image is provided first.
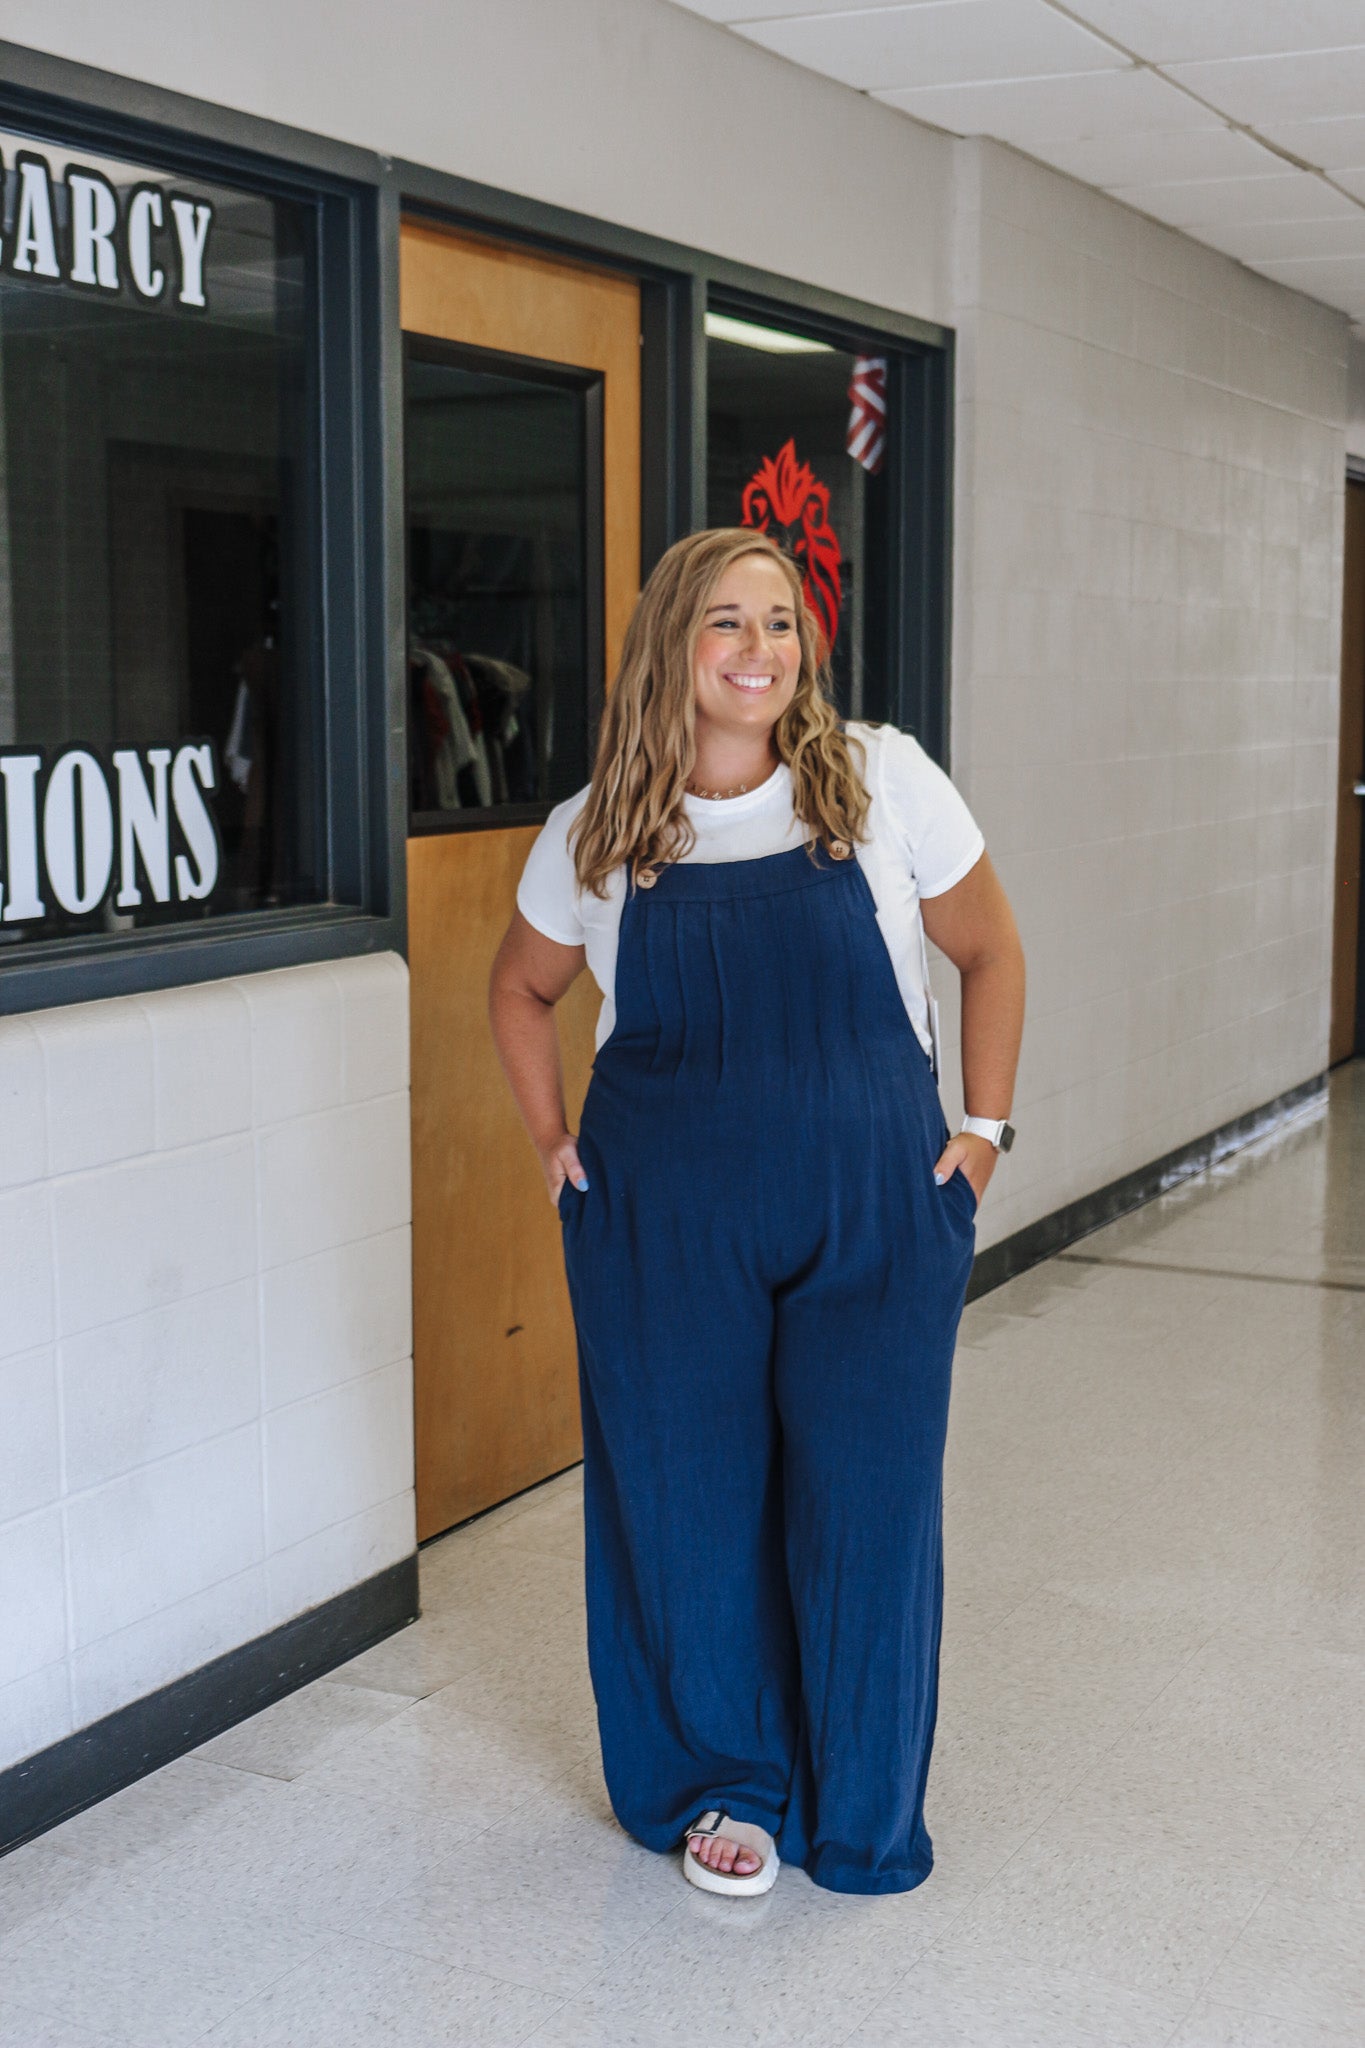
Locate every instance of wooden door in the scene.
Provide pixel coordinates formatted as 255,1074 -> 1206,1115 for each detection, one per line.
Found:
1331,479 -> 1365,1066
403,222 -> 640,1538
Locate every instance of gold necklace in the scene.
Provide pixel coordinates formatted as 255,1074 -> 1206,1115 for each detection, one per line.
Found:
687,777 -> 750,800
688,758 -> 780,800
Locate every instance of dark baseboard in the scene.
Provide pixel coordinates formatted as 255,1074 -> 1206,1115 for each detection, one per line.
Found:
0,1552 -> 418,1859
966,1069 -> 1328,1303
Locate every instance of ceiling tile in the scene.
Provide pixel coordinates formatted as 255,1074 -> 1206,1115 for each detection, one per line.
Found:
670,0 -> 1365,325
1165,47 -> 1365,127
741,0 -> 1118,94
1037,125 -> 1288,188
1253,113 -> 1365,170
1110,170 -> 1359,229
664,0 -> 949,19
1060,0 -> 1365,67
1199,215 -> 1365,263
876,65 -> 1213,144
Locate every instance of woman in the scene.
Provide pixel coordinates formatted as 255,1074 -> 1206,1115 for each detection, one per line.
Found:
489,527 -> 1024,1898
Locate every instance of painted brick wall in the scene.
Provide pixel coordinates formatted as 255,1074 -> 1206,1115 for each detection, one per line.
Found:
0,954 -> 413,1773
943,140 -> 1347,1246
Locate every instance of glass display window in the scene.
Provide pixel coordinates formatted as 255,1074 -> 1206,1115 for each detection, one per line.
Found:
0,127 -> 324,946
705,305 -> 895,723
403,335 -> 600,828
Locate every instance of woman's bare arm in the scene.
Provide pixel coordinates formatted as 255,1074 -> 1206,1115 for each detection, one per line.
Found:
488,910 -> 590,1204
920,851 -> 1026,1201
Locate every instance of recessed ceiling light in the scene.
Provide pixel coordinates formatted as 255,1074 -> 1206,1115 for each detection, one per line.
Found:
704,311 -> 835,355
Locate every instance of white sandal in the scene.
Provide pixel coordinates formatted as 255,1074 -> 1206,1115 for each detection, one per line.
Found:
682,1810 -> 780,1897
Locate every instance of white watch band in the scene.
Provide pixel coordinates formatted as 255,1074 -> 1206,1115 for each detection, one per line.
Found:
961,1115 -> 1008,1149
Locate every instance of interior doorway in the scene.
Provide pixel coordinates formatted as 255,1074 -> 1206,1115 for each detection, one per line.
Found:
1331,476 -> 1365,1065
401,221 -> 641,1540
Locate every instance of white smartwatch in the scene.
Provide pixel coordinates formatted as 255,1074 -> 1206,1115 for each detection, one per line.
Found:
961,1115 -> 1015,1153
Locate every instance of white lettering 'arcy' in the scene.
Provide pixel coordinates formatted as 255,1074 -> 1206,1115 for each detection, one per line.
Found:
9,154 -> 61,279
1,149 -> 214,309
67,170 -> 121,292
127,187 -> 166,300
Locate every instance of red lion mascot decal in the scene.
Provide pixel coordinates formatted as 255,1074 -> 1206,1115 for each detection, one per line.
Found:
740,439 -> 843,655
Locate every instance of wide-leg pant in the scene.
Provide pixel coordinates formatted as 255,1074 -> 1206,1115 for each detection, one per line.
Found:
559,845 -> 976,1894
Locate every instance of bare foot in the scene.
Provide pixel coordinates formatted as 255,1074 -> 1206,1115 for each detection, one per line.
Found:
687,1830 -> 762,1876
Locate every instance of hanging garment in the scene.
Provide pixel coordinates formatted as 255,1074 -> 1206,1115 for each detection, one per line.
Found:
224,679 -> 253,795
410,646 -> 486,809
558,843 -> 976,1895
224,638 -> 280,904
445,653 -> 494,807
462,653 -> 535,805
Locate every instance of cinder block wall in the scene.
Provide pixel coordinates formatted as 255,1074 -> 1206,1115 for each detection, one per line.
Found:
943,139 -> 1346,1244
0,956 -> 413,1772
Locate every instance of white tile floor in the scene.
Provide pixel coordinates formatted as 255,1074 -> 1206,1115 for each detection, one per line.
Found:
2,1064 -> 1361,2047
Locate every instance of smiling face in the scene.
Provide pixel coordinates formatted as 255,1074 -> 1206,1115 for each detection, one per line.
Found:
691,551 -> 802,749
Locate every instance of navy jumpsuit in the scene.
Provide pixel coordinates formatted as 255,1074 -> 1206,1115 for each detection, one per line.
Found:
558,839 -> 976,1895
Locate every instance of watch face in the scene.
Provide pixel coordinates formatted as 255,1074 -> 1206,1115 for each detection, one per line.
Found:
999,1123 -> 1015,1152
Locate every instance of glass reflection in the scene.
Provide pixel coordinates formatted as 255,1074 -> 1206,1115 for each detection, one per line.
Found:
706,309 -> 891,722
405,349 -> 591,821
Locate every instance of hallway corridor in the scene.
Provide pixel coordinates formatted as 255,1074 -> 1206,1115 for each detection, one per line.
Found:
2,1065 -> 1361,2047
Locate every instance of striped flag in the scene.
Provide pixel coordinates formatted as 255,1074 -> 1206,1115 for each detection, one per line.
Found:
846,356 -> 887,474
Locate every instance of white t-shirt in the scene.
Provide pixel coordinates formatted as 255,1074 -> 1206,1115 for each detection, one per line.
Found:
516,720 -> 985,1058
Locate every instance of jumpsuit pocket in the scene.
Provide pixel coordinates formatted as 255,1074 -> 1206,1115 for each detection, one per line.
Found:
557,1176 -> 577,1223
941,1167 -> 979,1223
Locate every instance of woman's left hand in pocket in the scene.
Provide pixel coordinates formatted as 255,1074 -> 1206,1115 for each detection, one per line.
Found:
932,1133 -> 996,1206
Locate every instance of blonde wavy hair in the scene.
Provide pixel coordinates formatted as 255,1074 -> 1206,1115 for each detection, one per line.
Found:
571,527 -> 870,895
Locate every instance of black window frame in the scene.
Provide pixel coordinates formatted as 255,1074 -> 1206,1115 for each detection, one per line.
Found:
702,283 -> 952,762
0,74 -> 396,1017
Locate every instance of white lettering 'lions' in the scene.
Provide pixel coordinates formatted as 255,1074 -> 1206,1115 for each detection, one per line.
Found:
0,744 -> 221,924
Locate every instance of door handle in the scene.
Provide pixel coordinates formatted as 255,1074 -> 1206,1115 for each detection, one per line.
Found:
1356,781 -> 1365,796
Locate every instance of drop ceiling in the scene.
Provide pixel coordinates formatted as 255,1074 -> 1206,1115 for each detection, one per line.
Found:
667,0 -> 1365,330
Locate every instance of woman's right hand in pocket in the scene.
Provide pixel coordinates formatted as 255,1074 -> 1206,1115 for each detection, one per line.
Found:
541,1134 -> 589,1208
